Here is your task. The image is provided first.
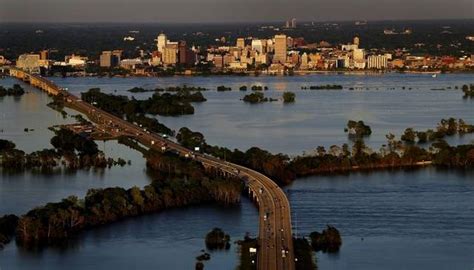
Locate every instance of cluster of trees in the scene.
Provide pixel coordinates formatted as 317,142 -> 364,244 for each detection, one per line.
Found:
51,128 -> 99,156
81,87 -> 205,117
128,85 -> 207,93
0,215 -> 19,248
0,128 -> 125,172
309,225 -> 342,253
14,150 -> 242,246
462,84 -> 474,98
401,118 -> 474,144
177,124 -> 474,186
238,85 -> 269,91
217,85 -> 232,91
282,92 -> 296,103
250,85 -> 268,91
293,237 -> 317,270
301,84 -> 343,90
242,92 -> 272,104
177,127 -> 296,185
205,228 -> 231,250
344,120 -> 372,138
0,84 -> 25,97
80,88 -> 172,135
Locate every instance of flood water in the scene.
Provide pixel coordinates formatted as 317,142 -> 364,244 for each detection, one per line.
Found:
1,73 -> 474,269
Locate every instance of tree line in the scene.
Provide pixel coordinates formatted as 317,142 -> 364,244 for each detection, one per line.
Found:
9,148 -> 242,247
177,120 -> 474,186
0,128 -> 126,172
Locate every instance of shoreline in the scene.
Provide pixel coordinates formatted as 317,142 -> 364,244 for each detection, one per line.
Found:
8,69 -> 472,79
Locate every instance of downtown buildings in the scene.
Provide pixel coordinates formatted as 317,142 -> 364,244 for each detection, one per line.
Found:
7,27 -> 474,76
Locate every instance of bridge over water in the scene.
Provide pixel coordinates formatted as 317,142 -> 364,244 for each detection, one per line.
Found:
8,67 -> 295,270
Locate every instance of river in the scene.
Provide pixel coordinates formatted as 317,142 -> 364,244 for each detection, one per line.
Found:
1,73 -> 473,269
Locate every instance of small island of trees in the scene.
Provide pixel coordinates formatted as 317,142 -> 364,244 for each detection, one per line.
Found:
462,84 -> 474,98
309,225 -> 342,253
242,92 -> 278,104
0,128 -> 127,172
282,92 -> 296,103
205,228 -> 231,250
301,84 -> 343,90
217,85 -> 232,91
401,118 -> 474,144
344,120 -> 372,138
0,84 -> 25,97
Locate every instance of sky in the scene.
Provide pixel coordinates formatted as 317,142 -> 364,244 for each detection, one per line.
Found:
0,0 -> 473,23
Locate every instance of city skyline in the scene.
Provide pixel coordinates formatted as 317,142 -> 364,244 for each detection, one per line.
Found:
0,0 -> 473,23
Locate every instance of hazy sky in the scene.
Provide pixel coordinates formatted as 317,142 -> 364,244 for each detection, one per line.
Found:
0,0 -> 473,23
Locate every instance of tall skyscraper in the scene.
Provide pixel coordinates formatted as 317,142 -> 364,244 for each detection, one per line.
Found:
236,38 -> 245,49
100,51 -> 120,68
99,51 -> 113,67
157,33 -> 167,53
273,34 -> 287,64
178,40 -> 187,65
353,36 -> 360,46
163,43 -> 178,65
291,18 -> 297,28
251,39 -> 264,53
39,50 -> 48,60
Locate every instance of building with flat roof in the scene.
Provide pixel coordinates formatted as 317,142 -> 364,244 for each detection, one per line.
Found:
367,55 -> 388,69
157,33 -> 167,53
273,34 -> 287,64
236,38 -> 245,49
163,44 -> 178,65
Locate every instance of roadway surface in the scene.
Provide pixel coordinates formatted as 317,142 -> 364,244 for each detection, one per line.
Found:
10,68 -> 295,270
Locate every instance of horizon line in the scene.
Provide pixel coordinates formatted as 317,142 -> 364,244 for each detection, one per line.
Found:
1,18 -> 473,25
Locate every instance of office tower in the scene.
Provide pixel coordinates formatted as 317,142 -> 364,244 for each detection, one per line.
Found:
353,36 -> 360,46
353,48 -> 365,61
251,39 -> 264,53
178,40 -> 187,64
163,44 -> 178,65
367,55 -> 388,69
100,51 -> 113,67
39,50 -> 48,60
236,38 -> 245,49
273,34 -> 287,64
157,33 -> 167,53
291,18 -> 297,28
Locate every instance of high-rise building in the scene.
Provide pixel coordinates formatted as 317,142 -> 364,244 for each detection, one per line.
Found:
157,33 -> 167,53
178,41 -> 187,65
112,50 -> 122,63
39,50 -> 49,60
251,39 -> 264,53
163,44 -> 178,65
353,36 -> 360,46
367,55 -> 388,69
291,18 -> 297,28
273,34 -> 287,64
236,38 -> 245,49
100,51 -> 113,67
353,48 -> 365,61
300,52 -> 309,69
100,51 -> 120,68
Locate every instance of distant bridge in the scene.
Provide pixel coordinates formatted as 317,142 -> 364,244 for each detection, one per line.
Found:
9,67 -> 295,270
